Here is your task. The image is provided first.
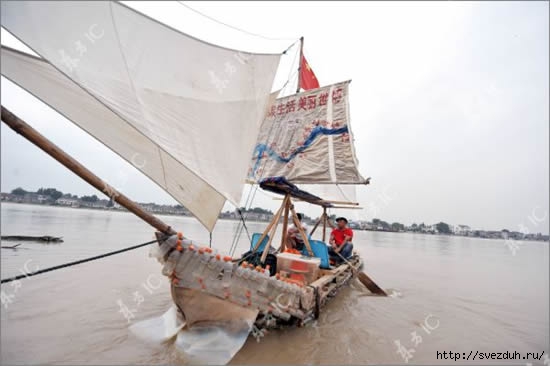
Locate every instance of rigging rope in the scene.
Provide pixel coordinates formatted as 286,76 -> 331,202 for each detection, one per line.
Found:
236,208 -> 252,242
226,30 -> 301,256
280,42 -> 301,97
228,186 -> 257,256
280,69 -> 299,97
177,1 -> 298,42
228,60 -> 299,256
0,237 -> 163,284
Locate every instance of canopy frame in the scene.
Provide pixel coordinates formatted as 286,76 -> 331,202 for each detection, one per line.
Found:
252,176 -> 364,261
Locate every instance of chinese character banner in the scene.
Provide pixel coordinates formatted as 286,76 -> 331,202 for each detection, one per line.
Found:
249,81 -> 364,184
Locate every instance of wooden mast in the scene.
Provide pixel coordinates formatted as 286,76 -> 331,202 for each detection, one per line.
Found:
289,201 -> 313,256
251,197 -> 286,253
260,195 -> 288,263
1,106 -> 176,236
280,195 -> 291,252
296,36 -> 304,93
322,207 -> 327,242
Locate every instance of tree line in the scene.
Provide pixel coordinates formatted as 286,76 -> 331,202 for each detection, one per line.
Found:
10,187 -> 102,203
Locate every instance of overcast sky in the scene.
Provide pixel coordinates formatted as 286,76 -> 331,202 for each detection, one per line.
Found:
1,1 -> 548,234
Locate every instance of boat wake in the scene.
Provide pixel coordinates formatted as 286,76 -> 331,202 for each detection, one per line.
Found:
129,306 -> 255,365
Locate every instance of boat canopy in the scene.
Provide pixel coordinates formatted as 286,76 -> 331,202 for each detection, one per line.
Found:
259,177 -> 333,208
1,1 -> 282,231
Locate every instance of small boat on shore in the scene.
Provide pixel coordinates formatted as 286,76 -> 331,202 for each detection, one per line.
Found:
1,235 -> 63,243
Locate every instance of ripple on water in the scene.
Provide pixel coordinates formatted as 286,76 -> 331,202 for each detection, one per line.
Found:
1,204 -> 548,365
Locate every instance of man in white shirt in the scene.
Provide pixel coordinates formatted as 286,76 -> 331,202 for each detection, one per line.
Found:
287,213 -> 309,251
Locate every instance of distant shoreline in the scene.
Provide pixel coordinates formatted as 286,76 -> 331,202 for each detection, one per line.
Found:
2,201 -> 548,242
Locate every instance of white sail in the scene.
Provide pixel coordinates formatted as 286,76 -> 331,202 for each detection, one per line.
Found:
1,1 -> 282,231
302,184 -> 358,203
248,81 -> 366,185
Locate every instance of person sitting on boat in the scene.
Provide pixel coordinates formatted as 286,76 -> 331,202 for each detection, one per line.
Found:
287,213 -> 309,251
328,217 -> 354,263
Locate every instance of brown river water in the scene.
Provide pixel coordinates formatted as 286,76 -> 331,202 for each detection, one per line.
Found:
1,203 -> 548,364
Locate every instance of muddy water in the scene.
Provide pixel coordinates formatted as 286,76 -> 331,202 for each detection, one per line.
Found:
1,203 -> 548,364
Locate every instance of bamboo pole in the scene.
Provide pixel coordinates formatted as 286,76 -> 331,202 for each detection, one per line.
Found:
260,197 -> 287,263
322,200 -> 359,206
280,194 -> 291,252
309,215 -> 323,236
322,208 -> 327,242
296,36 -> 304,93
331,206 -> 364,209
1,106 -> 176,235
251,197 -> 286,253
271,197 -> 359,206
289,201 -> 313,256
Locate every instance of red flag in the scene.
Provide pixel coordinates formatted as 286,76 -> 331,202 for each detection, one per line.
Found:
299,54 -> 320,90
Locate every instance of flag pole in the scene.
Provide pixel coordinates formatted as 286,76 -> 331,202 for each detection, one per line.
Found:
296,36 -> 304,94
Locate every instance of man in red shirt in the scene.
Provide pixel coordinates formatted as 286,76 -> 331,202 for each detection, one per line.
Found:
328,217 -> 354,263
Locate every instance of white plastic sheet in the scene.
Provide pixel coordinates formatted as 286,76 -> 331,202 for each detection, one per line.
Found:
129,305 -> 256,365
129,305 -> 185,343
175,318 -> 256,365
1,1 -> 281,231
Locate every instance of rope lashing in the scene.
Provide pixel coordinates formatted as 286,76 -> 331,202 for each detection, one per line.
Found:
0,237 -> 167,284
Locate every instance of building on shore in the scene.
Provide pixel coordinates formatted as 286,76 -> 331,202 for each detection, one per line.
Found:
454,224 -> 471,236
56,197 -> 81,207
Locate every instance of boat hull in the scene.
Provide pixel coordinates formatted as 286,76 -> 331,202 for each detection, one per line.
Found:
171,286 -> 258,327
154,234 -> 362,329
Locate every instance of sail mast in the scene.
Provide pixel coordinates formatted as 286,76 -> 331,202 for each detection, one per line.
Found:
1,106 -> 176,236
296,36 -> 304,93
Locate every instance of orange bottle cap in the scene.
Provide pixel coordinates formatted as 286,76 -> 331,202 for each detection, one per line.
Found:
198,248 -> 205,254
215,254 -> 222,261
223,256 -> 233,262
189,244 -> 196,251
205,248 -> 213,253
177,232 -> 183,239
